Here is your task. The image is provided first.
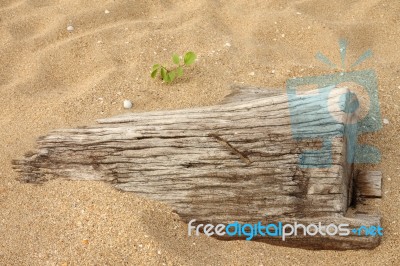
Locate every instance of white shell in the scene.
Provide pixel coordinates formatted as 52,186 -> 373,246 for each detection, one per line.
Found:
123,100 -> 133,109
67,25 -> 74,32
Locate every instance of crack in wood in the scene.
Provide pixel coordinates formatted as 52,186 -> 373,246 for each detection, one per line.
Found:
208,133 -> 252,165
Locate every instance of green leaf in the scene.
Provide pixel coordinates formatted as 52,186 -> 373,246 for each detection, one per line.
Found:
152,64 -> 160,71
172,54 -> 180,65
176,67 -> 183,77
168,71 -> 176,82
160,68 -> 167,81
184,52 -> 196,66
150,68 -> 158,78
165,73 -> 171,83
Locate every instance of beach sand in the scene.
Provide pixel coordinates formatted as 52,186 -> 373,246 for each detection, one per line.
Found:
0,0 -> 399,265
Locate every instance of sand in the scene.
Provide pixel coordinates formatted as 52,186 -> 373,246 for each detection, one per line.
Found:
0,0 -> 399,265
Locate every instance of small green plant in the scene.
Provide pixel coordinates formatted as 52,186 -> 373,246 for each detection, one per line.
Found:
151,51 -> 197,83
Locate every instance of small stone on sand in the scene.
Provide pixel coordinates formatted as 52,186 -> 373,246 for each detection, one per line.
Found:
67,25 -> 74,32
248,72 -> 255,76
105,9 -> 110,14
383,118 -> 389,125
123,100 -> 133,109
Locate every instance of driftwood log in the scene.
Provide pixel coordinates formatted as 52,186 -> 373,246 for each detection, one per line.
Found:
13,84 -> 382,250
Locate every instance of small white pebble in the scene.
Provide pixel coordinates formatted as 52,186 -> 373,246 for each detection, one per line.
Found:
138,244 -> 143,248
123,100 -> 133,109
296,12 -> 302,15
383,118 -> 389,125
271,70 -> 276,74
105,9 -> 110,14
157,250 -> 162,255
67,25 -> 74,32
97,40 -> 103,44
248,72 -> 255,76
224,42 -> 231,47
388,177 -> 391,181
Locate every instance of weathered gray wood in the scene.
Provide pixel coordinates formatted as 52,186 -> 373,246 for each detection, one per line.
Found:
12,85 -> 382,250
355,170 -> 382,198
221,84 -> 283,104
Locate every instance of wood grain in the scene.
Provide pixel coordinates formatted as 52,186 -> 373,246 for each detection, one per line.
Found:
13,85 -> 382,249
